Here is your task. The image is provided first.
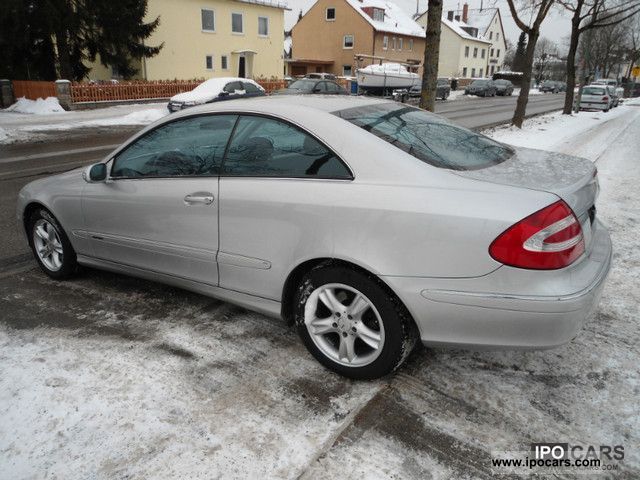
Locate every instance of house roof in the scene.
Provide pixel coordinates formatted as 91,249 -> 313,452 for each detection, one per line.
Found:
343,0 -> 425,37
464,8 -> 498,35
287,0 -> 425,37
236,0 -> 289,10
441,17 -> 491,44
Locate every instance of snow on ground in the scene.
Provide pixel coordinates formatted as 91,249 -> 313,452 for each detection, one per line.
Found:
4,97 -> 66,115
0,102 -> 169,144
484,98 -> 639,161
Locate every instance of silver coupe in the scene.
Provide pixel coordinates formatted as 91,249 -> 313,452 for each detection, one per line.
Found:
17,96 -> 612,379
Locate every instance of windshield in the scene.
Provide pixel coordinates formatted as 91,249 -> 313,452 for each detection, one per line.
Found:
471,80 -> 488,86
333,103 -> 514,171
495,80 -> 509,85
583,87 -> 605,95
437,78 -> 448,85
288,80 -> 316,91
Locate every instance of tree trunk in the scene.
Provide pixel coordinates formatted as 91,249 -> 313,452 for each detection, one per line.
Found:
512,30 -> 539,128
55,29 -> 73,80
419,0 -> 443,111
563,8 -> 582,115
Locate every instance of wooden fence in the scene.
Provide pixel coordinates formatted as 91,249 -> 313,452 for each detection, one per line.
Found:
12,80 -> 57,100
70,80 -> 202,103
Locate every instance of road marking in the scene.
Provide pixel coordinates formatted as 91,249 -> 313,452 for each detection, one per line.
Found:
0,144 -> 119,164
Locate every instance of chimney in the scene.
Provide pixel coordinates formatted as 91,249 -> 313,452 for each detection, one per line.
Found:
462,3 -> 469,23
447,11 -> 454,21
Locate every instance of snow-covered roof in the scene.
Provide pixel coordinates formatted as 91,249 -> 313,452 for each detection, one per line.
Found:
287,0 -> 424,37
344,0 -> 425,36
236,0 -> 289,10
464,8 -> 498,35
441,17 -> 491,44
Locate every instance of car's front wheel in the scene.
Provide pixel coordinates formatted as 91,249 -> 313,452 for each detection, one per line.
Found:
294,265 -> 417,379
28,208 -> 78,279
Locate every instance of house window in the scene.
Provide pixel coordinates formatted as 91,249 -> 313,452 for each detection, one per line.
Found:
479,68 -> 483,77
232,13 -> 243,33
398,38 -> 403,50
383,35 -> 388,50
471,68 -> 476,77
489,31 -> 493,40
463,67 -> 468,77
258,16 -> 269,36
201,9 -> 215,32
409,39 -> 413,51
326,7 -> 336,20
491,65 -> 495,74
491,48 -> 494,56
372,8 -> 384,21
497,33 -> 500,41
343,34 -> 354,49
391,37 -> 396,50
465,46 -> 469,57
481,49 -> 485,59
497,49 -> 500,58
221,55 -> 228,70
473,47 -> 478,58
206,55 -> 213,70
343,65 -> 352,76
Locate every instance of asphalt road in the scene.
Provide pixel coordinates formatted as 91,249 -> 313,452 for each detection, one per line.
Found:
0,93 -> 564,267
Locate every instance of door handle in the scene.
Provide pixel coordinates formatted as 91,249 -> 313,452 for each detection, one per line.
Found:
184,192 -> 214,205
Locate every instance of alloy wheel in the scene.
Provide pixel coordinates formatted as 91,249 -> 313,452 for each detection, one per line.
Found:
33,218 -> 64,271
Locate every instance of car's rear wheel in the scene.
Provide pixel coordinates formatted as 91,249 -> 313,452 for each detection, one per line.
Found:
29,208 -> 78,279
294,265 -> 418,379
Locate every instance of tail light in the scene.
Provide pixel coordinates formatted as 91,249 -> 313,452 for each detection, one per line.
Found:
489,200 -> 585,270
602,96 -> 609,101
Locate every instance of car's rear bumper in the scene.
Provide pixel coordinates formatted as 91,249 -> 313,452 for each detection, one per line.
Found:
381,219 -> 612,349
578,101 -> 608,110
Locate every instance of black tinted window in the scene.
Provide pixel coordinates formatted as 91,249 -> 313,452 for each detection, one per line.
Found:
243,82 -> 262,93
223,115 -> 351,178
334,103 -> 513,171
112,115 -> 237,178
288,80 -> 316,91
224,82 -> 244,93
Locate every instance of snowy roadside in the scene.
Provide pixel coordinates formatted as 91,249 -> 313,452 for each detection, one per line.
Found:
0,98 -> 169,145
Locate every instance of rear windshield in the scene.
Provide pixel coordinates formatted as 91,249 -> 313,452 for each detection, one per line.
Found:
583,87 -> 605,95
333,103 -> 514,171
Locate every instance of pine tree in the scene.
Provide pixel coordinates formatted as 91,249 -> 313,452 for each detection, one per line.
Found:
513,32 -> 527,73
0,0 -> 162,81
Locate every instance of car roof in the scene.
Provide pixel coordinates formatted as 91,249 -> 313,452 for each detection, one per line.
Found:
168,94 -> 387,118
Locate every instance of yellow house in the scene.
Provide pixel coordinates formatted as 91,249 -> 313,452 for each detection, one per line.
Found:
415,9 -> 492,79
87,0 -> 286,81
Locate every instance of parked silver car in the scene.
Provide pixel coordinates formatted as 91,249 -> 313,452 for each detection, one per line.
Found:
464,79 -> 497,97
17,96 -> 612,379
576,85 -> 613,111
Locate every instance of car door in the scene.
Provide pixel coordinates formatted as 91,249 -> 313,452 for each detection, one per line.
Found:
218,114 -> 353,300
82,114 -> 238,285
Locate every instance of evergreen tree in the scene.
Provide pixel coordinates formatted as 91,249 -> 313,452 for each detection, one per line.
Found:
513,32 -> 527,73
0,0 -> 162,81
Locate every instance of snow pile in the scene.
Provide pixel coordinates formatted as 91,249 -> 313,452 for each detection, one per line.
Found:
85,107 -> 168,126
0,127 -> 9,142
484,103 -> 635,161
4,97 -> 66,115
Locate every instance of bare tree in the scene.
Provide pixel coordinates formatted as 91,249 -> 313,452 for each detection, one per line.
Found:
624,14 -> 640,79
419,0 -> 443,112
534,37 -> 558,83
505,0 -> 556,127
559,0 -> 640,114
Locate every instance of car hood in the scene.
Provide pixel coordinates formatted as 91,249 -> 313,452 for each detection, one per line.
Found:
454,147 -> 597,216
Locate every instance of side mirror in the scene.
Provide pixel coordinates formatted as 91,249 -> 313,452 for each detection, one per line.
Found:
84,163 -> 107,183
219,91 -> 230,97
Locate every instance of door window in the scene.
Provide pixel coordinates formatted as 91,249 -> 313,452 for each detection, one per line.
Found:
112,115 -> 238,178
222,115 -> 351,178
224,81 -> 244,93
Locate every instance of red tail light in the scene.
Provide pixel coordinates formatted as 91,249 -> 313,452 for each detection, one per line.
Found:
602,96 -> 609,101
489,200 -> 585,270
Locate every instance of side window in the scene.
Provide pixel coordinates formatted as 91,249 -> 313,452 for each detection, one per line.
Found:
222,115 -> 351,179
243,82 -> 262,93
224,81 -> 244,93
315,82 -> 328,93
325,82 -> 340,93
112,115 -> 238,178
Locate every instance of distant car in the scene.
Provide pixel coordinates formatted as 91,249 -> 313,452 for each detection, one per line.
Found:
168,78 -> 265,112
494,79 -> 514,96
592,80 -> 623,105
305,73 -> 338,81
408,78 -> 451,100
555,81 -> 567,92
273,78 -> 348,95
575,85 -> 612,112
464,79 -> 496,97
539,80 -> 560,93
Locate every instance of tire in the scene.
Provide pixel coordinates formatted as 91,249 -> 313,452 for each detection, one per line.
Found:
294,264 -> 418,379
28,208 -> 78,279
